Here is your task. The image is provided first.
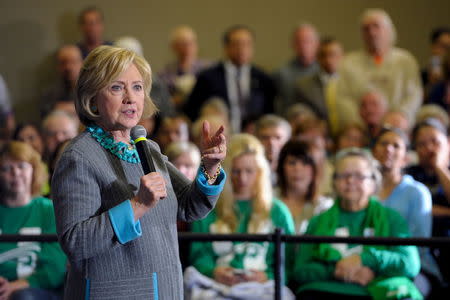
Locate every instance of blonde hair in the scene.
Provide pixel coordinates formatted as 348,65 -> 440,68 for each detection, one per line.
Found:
75,45 -> 157,126
165,141 -> 201,167
0,141 -> 48,196
215,134 -> 273,233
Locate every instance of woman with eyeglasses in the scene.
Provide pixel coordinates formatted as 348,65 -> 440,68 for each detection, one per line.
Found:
293,148 -> 421,300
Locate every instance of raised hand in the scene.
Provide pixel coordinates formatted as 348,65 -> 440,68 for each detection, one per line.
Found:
199,120 -> 226,183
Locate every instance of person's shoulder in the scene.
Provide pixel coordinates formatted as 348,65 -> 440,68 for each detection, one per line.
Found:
402,174 -> 428,190
62,131 -> 99,156
391,47 -> 417,62
30,196 -> 54,211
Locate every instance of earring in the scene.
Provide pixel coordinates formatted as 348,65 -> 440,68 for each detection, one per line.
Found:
91,105 -> 98,113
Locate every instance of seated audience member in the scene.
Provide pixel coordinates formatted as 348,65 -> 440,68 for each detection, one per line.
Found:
333,123 -> 368,153
422,28 -> 450,89
295,37 -> 343,130
166,141 -> 201,181
293,118 -> 333,196
382,109 -> 411,134
276,140 -> 333,233
285,103 -> 318,129
40,45 -> 83,118
405,118 -> 450,283
155,114 -> 190,153
0,141 -> 66,299
336,9 -> 422,126
416,104 -> 450,129
185,134 -> 295,299
255,114 -> 291,185
76,6 -> 112,58
13,123 -> 45,157
114,36 -> 174,119
199,97 -> 231,131
185,25 -> 275,133
293,148 -> 421,300
427,50 -> 450,112
165,140 -> 202,269
359,90 -> 388,144
159,25 -> 211,109
41,110 -> 79,163
0,73 -> 14,142
372,126 -> 444,298
274,23 -> 320,114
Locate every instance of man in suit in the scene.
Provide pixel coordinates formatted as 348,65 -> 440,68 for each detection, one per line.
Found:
184,25 -> 275,133
295,38 -> 343,134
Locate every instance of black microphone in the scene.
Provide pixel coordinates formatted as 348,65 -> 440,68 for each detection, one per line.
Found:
131,125 -> 156,174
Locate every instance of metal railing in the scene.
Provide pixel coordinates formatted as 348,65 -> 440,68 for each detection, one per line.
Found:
1,231 -> 450,300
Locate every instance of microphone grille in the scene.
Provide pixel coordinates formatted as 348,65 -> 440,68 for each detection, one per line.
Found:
131,125 -> 147,140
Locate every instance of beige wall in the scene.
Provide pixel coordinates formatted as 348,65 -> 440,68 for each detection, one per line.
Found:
1,0 -> 449,122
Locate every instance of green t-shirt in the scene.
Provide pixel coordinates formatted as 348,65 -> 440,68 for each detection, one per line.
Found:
190,198 -> 295,280
0,197 -> 66,289
293,200 -> 421,297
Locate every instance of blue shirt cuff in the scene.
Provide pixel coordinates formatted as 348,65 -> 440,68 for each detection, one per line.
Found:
195,168 -> 226,196
108,200 -> 142,244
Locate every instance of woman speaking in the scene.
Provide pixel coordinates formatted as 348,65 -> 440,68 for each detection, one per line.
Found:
52,45 -> 226,300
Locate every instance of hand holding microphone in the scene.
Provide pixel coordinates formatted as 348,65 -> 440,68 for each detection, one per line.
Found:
130,126 -> 167,219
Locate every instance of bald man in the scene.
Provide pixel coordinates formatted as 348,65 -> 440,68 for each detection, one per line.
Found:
335,9 -> 422,130
274,23 -> 320,114
40,45 -> 83,117
159,25 -> 211,110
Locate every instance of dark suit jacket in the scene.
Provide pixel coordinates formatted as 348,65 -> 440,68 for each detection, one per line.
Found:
184,62 -> 275,121
295,72 -> 328,120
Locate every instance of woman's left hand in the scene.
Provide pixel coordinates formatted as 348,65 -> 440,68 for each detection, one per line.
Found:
199,121 -> 226,183
243,270 -> 268,283
334,254 -> 362,282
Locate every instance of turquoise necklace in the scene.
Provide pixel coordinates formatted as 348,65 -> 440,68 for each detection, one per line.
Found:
86,125 -> 140,164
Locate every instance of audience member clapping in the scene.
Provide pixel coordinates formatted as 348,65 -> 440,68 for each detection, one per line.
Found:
0,141 -> 66,300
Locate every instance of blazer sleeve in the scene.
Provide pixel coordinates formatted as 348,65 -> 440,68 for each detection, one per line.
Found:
52,149 -> 121,263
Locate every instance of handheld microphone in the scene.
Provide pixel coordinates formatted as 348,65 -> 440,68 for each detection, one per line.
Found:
131,125 -> 156,174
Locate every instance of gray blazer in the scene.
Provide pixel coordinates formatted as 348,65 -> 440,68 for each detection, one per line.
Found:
52,132 -> 221,300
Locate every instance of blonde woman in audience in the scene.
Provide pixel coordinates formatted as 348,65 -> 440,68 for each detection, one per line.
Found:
276,140 -> 333,234
0,141 -> 66,299
185,134 -> 295,300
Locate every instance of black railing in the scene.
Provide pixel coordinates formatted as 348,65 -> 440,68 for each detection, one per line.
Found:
1,232 -> 449,300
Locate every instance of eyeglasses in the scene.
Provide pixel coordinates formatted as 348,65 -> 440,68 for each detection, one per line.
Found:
334,172 -> 373,182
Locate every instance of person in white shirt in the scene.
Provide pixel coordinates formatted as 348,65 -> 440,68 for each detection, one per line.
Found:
335,8 -> 422,130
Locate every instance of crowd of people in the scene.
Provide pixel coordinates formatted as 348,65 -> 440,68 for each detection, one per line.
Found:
0,4 -> 450,300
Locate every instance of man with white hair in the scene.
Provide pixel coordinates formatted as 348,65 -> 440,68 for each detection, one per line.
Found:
336,9 -> 422,130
